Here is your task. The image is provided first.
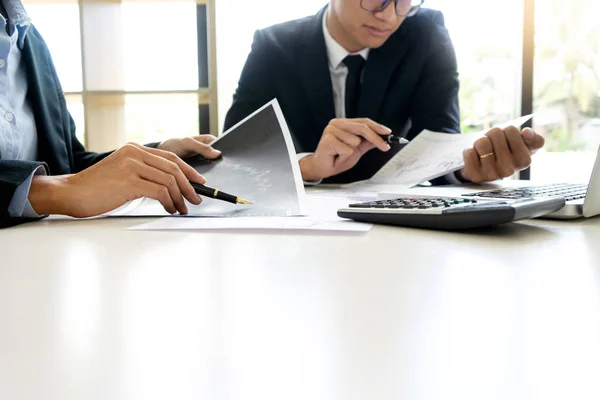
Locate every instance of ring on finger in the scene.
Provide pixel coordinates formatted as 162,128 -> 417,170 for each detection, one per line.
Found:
479,152 -> 495,159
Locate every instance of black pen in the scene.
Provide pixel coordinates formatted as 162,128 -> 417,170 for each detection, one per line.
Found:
380,134 -> 410,145
189,182 -> 253,205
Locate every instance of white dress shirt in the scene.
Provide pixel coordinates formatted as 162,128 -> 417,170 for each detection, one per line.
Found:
321,11 -> 370,120
299,11 -> 370,184
0,0 -> 36,161
1,0 -> 45,217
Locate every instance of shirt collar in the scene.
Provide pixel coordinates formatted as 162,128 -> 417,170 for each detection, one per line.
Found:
322,9 -> 369,70
1,0 -> 31,49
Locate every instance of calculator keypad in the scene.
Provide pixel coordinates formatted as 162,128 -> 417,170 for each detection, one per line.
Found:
349,197 -> 478,210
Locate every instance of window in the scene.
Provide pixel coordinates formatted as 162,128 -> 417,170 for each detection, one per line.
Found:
26,3 -> 82,92
24,0 -> 216,152
425,0 -> 524,133
215,1 -> 524,135
124,93 -> 200,144
121,2 -> 199,91
65,95 -> 85,145
531,0 -> 600,183
25,0 -> 600,185
26,2 -> 84,143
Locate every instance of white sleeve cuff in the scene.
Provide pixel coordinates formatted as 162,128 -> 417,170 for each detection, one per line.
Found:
297,153 -> 323,186
8,165 -> 48,218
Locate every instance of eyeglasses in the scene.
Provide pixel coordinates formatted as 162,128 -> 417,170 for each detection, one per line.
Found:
360,0 -> 425,17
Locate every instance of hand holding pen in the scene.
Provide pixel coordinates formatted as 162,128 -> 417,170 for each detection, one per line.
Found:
299,118 -> 409,181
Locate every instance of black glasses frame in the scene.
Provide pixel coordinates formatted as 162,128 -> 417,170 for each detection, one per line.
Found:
360,0 -> 425,17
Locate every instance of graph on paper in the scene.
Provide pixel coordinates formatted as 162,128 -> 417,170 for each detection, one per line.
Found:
118,100 -> 306,218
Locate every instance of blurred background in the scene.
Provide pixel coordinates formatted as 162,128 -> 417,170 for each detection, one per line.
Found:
26,0 -> 600,183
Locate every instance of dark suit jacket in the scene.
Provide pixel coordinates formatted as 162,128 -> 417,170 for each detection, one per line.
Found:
224,7 -> 461,184
0,26 -> 154,228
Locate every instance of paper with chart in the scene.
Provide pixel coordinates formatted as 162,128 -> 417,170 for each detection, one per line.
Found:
347,115 -> 533,191
109,99 -> 307,217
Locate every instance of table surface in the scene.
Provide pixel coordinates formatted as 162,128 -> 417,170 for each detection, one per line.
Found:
2,199 -> 600,400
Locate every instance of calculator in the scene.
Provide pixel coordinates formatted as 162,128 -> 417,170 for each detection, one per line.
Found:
337,195 -> 565,230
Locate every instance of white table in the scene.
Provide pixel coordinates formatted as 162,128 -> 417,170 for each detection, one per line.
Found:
1,212 -> 600,400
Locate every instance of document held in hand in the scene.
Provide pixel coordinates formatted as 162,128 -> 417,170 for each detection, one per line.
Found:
346,115 -> 533,192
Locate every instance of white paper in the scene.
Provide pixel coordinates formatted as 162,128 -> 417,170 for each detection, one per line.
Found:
126,193 -> 372,233
364,130 -> 481,187
127,216 -> 372,233
346,115 -> 533,191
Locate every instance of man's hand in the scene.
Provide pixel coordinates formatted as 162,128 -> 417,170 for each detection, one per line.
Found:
157,135 -> 221,159
299,118 -> 392,181
29,141 -> 222,218
459,126 -> 545,183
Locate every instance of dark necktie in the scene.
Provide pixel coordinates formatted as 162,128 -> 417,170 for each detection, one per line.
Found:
343,55 -> 366,119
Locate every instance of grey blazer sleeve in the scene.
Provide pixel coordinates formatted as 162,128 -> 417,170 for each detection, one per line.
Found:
0,160 -> 48,228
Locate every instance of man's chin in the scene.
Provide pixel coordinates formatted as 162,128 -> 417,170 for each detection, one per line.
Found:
360,37 -> 389,49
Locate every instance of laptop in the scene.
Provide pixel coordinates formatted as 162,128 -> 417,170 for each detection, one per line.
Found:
458,145 -> 600,219
397,145 -> 599,220
376,145 -> 600,220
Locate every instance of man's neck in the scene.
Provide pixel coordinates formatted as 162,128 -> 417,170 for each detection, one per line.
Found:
326,9 -> 364,54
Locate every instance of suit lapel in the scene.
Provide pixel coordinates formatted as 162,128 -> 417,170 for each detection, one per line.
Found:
358,26 -> 413,121
21,29 -> 71,174
298,8 -> 336,137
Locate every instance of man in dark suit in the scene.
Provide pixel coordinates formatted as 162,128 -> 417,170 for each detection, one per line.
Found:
0,0 -> 221,228
224,0 -> 544,184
